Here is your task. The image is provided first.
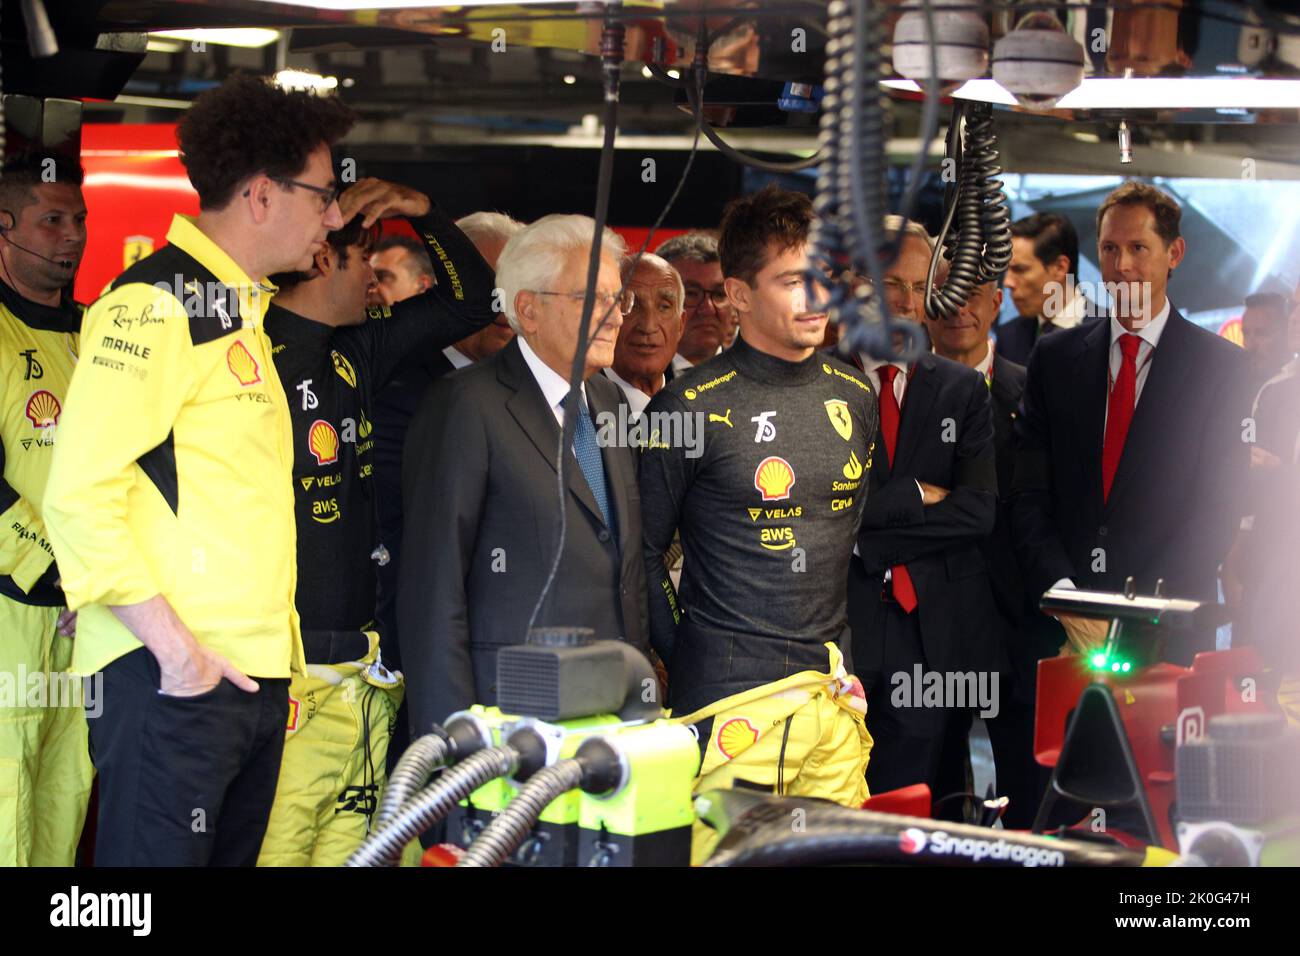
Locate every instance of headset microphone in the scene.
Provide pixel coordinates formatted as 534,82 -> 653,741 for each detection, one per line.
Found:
0,230 -> 74,270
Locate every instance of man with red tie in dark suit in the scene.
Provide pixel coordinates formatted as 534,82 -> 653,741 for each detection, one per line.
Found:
1012,182 -> 1253,665
845,218 -> 999,807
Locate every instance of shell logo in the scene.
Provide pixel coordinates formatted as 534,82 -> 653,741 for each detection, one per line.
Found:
226,341 -> 261,386
24,390 -> 60,428
717,718 -> 759,759
753,456 -> 795,501
286,696 -> 301,732
309,420 -> 340,465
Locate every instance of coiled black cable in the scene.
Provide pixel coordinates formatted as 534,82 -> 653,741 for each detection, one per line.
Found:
925,101 -> 1012,320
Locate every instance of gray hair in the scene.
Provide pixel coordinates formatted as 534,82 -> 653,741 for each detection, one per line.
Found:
654,232 -> 719,266
623,252 -> 685,312
883,215 -> 934,254
496,214 -> 628,333
455,210 -> 525,250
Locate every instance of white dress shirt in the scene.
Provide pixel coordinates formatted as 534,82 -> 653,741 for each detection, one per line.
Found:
1041,286 -> 1090,332
1107,296 -> 1171,411
518,336 -> 587,426
670,352 -> 694,376
858,355 -> 909,407
443,345 -> 473,370
603,366 -> 660,419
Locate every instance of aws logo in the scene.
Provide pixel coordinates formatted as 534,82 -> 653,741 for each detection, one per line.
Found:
311,498 -> 340,524
759,527 -> 796,551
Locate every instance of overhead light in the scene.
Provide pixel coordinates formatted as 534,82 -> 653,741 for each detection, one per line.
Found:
666,69 -> 681,79
641,65 -> 653,79
273,70 -> 339,93
883,77 -> 1300,110
150,29 -> 280,49
563,74 -> 577,85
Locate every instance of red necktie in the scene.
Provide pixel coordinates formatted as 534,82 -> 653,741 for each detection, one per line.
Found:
877,365 -> 918,613
1101,334 -> 1142,502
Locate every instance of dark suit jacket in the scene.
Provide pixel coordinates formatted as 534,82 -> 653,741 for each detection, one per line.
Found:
985,353 -> 1029,630
995,305 -> 1101,367
397,338 -> 649,735
849,353 -> 1001,677
1011,309 -> 1253,662
373,348 -> 456,669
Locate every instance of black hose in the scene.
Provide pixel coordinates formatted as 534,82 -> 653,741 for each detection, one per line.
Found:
346,746 -> 517,867
925,101 -> 1012,320
455,759 -> 585,868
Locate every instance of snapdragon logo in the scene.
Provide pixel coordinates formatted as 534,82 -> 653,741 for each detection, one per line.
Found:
899,827 -> 1065,867
596,407 -> 706,459
50,886 -> 151,936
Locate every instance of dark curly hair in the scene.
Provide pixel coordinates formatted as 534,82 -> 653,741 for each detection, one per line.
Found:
719,184 -> 814,286
177,73 -> 356,210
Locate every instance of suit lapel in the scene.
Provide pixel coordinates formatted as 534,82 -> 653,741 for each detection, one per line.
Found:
1074,319 -> 1111,517
589,377 -> 629,536
1103,310 -> 1188,518
499,340 -> 606,526
894,354 -> 940,471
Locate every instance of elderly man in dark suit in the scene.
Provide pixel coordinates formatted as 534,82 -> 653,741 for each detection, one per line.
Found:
1013,182 -> 1253,667
397,214 -> 649,734
845,218 -> 1000,807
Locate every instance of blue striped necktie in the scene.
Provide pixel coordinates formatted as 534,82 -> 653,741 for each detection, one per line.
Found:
567,395 -> 613,530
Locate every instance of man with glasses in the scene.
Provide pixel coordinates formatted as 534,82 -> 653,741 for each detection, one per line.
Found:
43,75 -> 353,866
398,214 -> 650,741
657,232 -> 734,372
843,217 -> 999,817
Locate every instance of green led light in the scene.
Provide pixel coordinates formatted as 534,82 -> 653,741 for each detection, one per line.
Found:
1092,654 -> 1107,668
1111,661 -> 1121,672
1121,662 -> 1132,673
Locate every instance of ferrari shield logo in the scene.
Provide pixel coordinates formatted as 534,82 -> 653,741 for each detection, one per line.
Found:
123,235 -> 153,268
825,399 -> 852,441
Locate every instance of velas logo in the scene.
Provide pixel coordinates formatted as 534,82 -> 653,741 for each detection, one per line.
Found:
900,827 -> 928,855
309,420 -> 340,465
226,341 -> 261,386
717,717 -> 759,759
754,456 -> 795,501
24,390 -> 60,428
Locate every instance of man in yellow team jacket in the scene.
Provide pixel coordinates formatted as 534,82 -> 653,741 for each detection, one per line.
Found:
44,75 -> 354,866
0,151 -> 93,866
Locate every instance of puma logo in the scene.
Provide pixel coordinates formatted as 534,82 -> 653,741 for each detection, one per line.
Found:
709,409 -> 733,428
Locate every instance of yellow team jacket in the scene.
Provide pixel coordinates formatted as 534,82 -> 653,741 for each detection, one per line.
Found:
0,282 -> 81,607
44,214 -> 305,679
